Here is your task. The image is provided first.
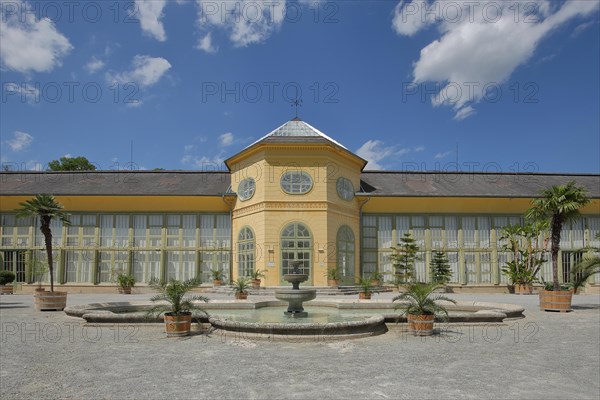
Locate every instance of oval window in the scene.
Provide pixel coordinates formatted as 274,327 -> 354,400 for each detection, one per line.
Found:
336,177 -> 354,201
238,178 -> 256,201
280,171 -> 313,194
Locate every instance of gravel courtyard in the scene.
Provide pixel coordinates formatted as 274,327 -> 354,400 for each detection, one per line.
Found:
1,292 -> 599,400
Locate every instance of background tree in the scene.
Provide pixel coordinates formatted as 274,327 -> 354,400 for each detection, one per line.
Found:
15,195 -> 70,292
48,156 -> 96,171
391,233 -> 420,285
526,181 -> 590,291
430,251 -> 452,285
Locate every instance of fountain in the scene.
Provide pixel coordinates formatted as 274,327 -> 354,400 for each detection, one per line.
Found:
274,261 -> 317,317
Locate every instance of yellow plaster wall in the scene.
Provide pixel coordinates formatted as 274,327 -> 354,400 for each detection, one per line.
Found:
229,143 -> 364,286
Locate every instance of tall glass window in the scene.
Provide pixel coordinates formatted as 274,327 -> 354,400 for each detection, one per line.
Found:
238,227 -> 255,277
336,226 -> 355,283
281,222 -> 312,280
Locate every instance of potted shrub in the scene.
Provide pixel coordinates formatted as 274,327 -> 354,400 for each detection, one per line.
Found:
393,282 -> 456,336
250,269 -> 266,289
358,277 -> 375,299
325,268 -> 341,287
0,270 -> 15,295
499,221 -> 549,295
116,273 -> 135,294
148,278 -> 209,337
211,269 -> 224,286
527,181 -> 590,312
15,194 -> 71,311
370,271 -> 384,287
232,278 -> 251,300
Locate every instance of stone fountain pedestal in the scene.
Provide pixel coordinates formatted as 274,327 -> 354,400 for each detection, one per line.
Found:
274,267 -> 316,318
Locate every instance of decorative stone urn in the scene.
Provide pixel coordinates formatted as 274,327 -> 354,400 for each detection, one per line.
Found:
274,262 -> 316,318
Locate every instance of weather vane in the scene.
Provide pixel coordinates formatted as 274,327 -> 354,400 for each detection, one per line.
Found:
290,98 -> 302,118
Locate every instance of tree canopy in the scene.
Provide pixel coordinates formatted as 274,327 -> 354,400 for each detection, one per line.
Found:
48,156 -> 96,171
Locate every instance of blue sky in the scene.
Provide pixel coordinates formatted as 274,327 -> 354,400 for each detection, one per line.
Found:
1,0 -> 599,173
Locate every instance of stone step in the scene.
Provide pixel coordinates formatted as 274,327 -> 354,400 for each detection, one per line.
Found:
202,285 -> 393,296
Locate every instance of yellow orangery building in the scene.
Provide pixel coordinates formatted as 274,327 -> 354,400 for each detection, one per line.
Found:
1,118 -> 599,292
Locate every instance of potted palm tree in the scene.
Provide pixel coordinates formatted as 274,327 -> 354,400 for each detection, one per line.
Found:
527,181 -> 590,312
211,269 -> 224,286
370,271 -> 384,286
325,268 -> 341,287
116,273 -> 136,294
393,282 -> 456,336
147,278 -> 209,337
232,278 -> 251,299
358,277 -> 375,299
250,269 -> 266,289
15,194 -> 70,311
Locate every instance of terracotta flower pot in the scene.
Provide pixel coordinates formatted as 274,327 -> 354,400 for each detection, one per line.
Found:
515,284 -> 533,295
235,292 -> 248,300
328,279 -> 339,287
164,313 -> 192,337
213,279 -> 222,287
251,279 -> 261,289
407,314 -> 435,336
359,292 -> 371,300
372,280 -> 381,287
118,287 -> 132,294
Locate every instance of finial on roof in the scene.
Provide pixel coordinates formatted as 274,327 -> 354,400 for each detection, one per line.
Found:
291,117 -> 301,121
290,98 -> 302,119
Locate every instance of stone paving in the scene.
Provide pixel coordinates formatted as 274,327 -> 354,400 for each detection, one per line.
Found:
1,291 -> 599,399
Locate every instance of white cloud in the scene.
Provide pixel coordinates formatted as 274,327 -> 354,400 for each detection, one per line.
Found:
0,1 -> 73,74
414,146 -> 425,152
196,0 -> 286,47
219,132 -> 234,147
106,55 -> 171,88
135,0 -> 168,42
434,150 -> 453,160
356,140 -> 396,170
453,106 -> 476,121
181,144 -> 226,168
85,57 -> 105,74
196,32 -> 218,53
6,131 -> 33,152
393,0 -> 599,120
3,82 -> 40,104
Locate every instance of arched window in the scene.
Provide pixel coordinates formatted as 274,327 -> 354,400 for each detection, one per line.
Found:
337,226 -> 355,284
281,222 -> 312,280
238,227 -> 255,277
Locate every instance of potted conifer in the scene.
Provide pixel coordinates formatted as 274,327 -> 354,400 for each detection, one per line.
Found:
430,251 -> 453,292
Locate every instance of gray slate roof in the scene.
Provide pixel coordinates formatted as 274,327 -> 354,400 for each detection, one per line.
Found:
0,171 -> 232,196
1,171 -> 598,199
359,172 -> 600,198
